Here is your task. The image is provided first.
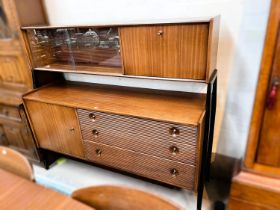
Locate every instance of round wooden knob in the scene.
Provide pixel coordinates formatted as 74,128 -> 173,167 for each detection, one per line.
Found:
170,168 -> 179,177
88,113 -> 96,122
169,146 -> 179,155
169,127 -> 180,137
92,129 -> 99,137
95,149 -> 102,157
69,127 -> 75,132
157,30 -> 163,36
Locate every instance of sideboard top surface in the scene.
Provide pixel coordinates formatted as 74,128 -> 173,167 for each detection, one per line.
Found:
23,82 -> 206,125
21,16 -> 216,30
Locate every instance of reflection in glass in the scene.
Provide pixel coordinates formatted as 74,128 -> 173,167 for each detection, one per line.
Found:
27,27 -> 122,73
0,0 -> 11,39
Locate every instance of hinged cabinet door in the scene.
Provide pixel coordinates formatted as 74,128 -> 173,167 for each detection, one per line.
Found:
120,24 -> 209,80
257,30 -> 280,167
24,101 -> 85,158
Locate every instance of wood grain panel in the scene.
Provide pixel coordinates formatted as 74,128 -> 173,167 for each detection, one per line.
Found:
228,198 -> 275,210
0,169 -> 94,210
206,17 -> 220,82
120,24 -> 209,80
0,104 -> 21,121
0,55 -> 29,85
24,101 -> 84,158
23,82 -> 206,125
84,141 -> 196,190
256,27 -> 280,167
78,109 -> 199,165
244,0 -> 280,171
228,171 -> 280,210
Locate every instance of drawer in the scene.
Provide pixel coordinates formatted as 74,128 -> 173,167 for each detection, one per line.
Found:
78,109 -> 199,146
78,109 -> 201,165
80,123 -> 197,165
84,141 -> 196,190
0,105 -> 20,120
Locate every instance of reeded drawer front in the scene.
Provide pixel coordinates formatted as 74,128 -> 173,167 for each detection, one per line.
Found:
78,109 -> 198,146
78,109 -> 199,165
84,141 -> 195,190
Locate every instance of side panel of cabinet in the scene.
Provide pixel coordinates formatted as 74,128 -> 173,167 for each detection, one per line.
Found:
256,29 -> 280,167
24,101 -> 85,158
120,24 -> 209,80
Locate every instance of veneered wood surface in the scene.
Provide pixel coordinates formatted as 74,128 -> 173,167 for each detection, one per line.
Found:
23,82 -> 206,125
84,141 -> 195,190
72,185 -> 182,210
244,0 -> 280,170
0,146 -> 33,180
78,109 -> 199,165
120,24 -> 209,80
256,27 -> 280,167
228,171 -> 280,210
13,0 -> 47,26
24,101 -> 85,158
206,17 -> 220,82
37,63 -> 123,75
228,198 -> 275,210
0,0 -> 47,162
0,169 -> 94,210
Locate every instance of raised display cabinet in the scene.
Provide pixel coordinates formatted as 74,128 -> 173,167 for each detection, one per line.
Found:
21,18 -> 219,210
22,17 -> 219,82
26,27 -> 122,74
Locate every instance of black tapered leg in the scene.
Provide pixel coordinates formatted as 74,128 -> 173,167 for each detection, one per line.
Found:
197,70 -> 217,210
206,77 -> 217,181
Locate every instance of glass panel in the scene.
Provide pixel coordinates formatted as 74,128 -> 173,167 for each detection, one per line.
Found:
0,0 -> 12,39
27,27 -> 122,74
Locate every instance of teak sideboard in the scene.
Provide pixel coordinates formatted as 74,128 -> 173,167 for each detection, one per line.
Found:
20,17 -> 219,210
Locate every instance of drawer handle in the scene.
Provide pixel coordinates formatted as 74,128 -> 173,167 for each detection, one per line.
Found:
92,129 -> 99,137
169,127 -> 179,137
69,127 -> 75,132
88,113 -> 96,122
157,30 -> 163,36
95,149 -> 102,157
169,146 -> 179,155
170,168 -> 179,177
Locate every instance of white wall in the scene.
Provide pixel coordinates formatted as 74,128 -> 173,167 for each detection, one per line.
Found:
43,0 -> 271,158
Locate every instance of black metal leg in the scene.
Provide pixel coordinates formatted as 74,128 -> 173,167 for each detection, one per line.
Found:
206,77 -> 217,181
197,70 -> 217,210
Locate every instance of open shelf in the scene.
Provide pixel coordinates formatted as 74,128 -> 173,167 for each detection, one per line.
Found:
35,63 -> 123,75
23,82 -> 206,125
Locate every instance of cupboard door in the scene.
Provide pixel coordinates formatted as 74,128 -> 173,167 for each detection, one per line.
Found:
257,30 -> 280,167
120,24 -> 209,80
0,55 -> 26,85
25,101 -> 85,158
